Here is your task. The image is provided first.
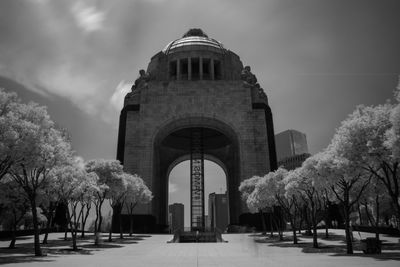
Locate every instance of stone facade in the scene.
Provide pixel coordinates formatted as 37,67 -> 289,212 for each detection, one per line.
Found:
117,29 -> 277,230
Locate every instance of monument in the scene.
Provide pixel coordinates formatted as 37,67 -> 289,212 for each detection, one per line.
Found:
117,29 -> 277,232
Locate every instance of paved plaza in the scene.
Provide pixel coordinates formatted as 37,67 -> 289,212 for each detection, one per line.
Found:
1,230 -> 399,267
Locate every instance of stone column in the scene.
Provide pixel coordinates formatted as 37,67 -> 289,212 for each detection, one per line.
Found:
199,57 -> 203,80
210,58 -> 215,80
177,59 -> 180,80
188,57 -> 192,81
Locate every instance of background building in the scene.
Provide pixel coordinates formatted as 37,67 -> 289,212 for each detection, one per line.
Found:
168,203 -> 184,232
208,192 -> 229,232
275,129 -> 310,170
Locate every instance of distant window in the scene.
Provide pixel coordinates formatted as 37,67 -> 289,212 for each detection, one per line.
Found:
180,58 -> 188,80
169,61 -> 177,80
202,58 -> 211,80
191,58 -> 200,80
214,60 -> 221,80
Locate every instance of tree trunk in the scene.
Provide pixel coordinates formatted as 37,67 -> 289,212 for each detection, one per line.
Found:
67,209 -> 78,251
303,206 -> 312,236
64,226 -> 68,240
81,204 -> 90,238
274,214 -> 283,241
344,214 -> 353,254
343,191 -> 353,254
324,204 -> 329,239
325,224 -> 329,239
108,205 -> 115,242
311,202 -> 318,248
42,214 -> 52,244
30,198 -> 43,256
259,209 -> 266,235
97,202 -> 103,233
357,203 -> 363,225
95,199 -> 104,246
298,216 -> 303,234
9,225 -> 17,249
375,195 -> 380,241
129,212 -> 133,237
119,207 -> 123,239
71,231 -> 77,250
108,223 -> 113,242
269,212 -> 274,237
81,205 -> 85,238
291,219 -> 298,244
94,204 -> 99,235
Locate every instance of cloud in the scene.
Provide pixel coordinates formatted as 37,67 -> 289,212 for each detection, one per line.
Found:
28,0 -> 49,4
110,81 -> 132,111
71,1 -> 105,33
36,62 -> 103,115
169,182 -> 178,194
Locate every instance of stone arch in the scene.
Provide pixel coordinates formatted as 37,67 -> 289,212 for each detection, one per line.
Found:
151,116 -> 241,227
166,154 -> 228,181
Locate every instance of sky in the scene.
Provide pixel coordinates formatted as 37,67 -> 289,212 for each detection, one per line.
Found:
1,0 -> 399,226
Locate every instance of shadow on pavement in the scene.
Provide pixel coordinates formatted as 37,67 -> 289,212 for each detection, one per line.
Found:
0,236 -> 31,242
132,235 -> 152,238
331,252 -> 400,261
0,254 -> 55,265
80,243 -> 124,249
0,233 -> 152,264
255,234 -> 400,260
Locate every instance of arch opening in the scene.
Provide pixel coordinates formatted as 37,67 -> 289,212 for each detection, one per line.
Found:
168,159 -> 228,231
152,119 -> 242,229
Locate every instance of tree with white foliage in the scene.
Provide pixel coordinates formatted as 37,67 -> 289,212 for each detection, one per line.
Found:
285,163 -> 323,248
124,174 -> 153,237
246,173 -> 285,238
107,172 -> 128,241
238,176 -> 261,201
85,159 -> 123,244
238,176 -> 267,233
0,177 -> 30,249
315,149 -> 371,254
258,168 -> 290,241
76,171 -> 99,238
6,99 -> 73,256
0,89 -> 33,181
50,165 -> 87,250
358,177 -> 387,240
330,103 -> 399,230
280,169 -> 304,244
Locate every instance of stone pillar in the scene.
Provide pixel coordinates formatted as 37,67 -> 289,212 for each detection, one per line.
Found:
177,59 -> 181,80
210,58 -> 215,80
199,57 -> 203,80
188,57 -> 192,81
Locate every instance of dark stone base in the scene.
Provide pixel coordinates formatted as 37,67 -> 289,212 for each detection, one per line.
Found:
112,214 -> 168,233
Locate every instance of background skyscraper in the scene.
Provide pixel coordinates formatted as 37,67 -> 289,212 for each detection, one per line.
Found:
275,129 -> 310,170
168,203 -> 184,232
208,192 -> 229,232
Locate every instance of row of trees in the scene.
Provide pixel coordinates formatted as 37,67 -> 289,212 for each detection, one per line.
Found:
0,89 -> 152,256
240,86 -> 400,254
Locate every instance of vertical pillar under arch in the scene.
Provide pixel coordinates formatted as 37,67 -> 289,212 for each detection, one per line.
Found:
210,58 -> 215,80
188,57 -> 192,81
190,128 -> 205,231
177,59 -> 181,80
199,57 -> 203,80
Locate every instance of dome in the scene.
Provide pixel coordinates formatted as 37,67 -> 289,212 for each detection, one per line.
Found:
162,29 -> 225,54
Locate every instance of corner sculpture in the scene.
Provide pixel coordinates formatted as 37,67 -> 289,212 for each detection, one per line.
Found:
126,69 -> 151,99
241,66 -> 267,99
